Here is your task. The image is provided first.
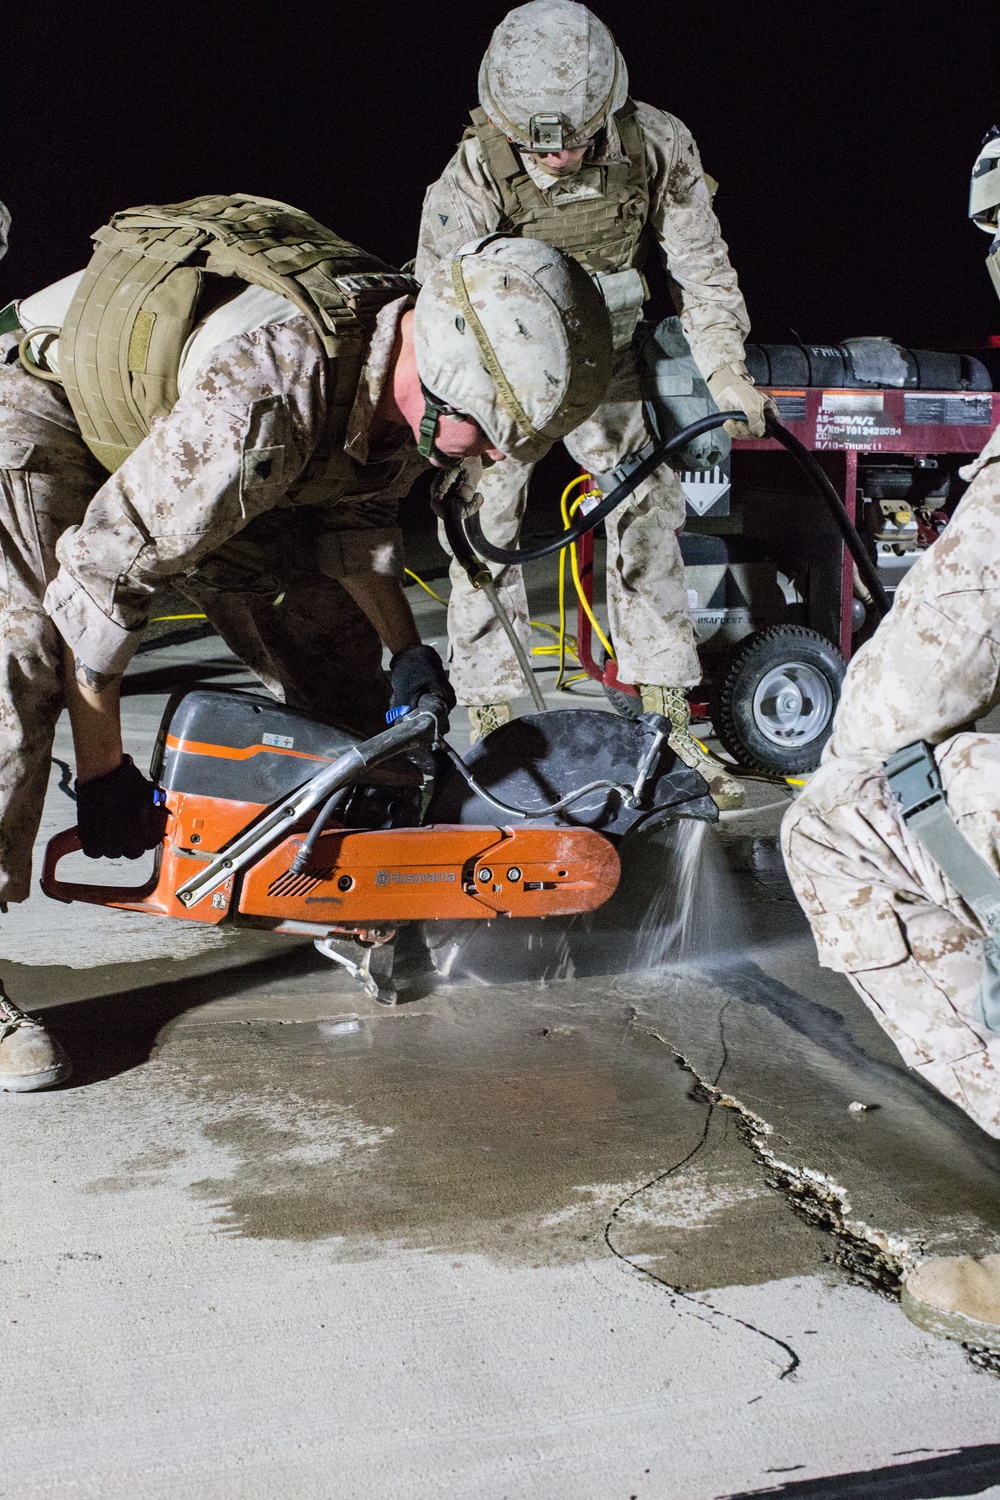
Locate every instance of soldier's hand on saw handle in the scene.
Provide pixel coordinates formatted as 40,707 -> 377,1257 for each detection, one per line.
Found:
388,643 -> 457,734
75,755 -> 167,860
707,362 -> 780,439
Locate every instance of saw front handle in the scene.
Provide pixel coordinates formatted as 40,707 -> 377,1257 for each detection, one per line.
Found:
41,826 -> 162,910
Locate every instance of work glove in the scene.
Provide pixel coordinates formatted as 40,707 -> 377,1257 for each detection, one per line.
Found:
429,459 -> 484,520
388,643 -> 456,735
707,362 -> 780,439
75,755 -> 167,860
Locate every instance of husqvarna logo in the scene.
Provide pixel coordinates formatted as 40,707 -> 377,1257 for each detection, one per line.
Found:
375,870 -> 456,887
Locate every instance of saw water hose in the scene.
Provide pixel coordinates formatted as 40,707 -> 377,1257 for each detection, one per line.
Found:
448,413 -> 891,622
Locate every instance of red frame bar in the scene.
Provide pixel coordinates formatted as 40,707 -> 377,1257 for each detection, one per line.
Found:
573,527 -> 639,696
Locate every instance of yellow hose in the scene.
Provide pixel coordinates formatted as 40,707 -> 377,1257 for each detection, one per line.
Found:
404,568 -> 447,605
559,477 -> 617,663
405,566 -> 579,663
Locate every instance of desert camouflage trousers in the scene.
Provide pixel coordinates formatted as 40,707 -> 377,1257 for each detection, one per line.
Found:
781,734 -> 1000,1139
442,344 -> 701,704
0,332 -> 391,902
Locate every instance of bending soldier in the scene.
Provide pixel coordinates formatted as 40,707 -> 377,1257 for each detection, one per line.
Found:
416,0 -> 775,805
782,131 -> 1000,1352
0,196 -> 611,1091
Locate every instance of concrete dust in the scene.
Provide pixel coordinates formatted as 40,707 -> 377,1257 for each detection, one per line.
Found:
419,815 -> 746,987
632,819 -> 748,970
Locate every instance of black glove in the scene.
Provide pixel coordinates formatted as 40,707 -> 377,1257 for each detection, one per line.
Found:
75,755 -> 167,860
388,643 -> 456,733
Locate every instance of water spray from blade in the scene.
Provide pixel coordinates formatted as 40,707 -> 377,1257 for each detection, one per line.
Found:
630,820 -> 749,973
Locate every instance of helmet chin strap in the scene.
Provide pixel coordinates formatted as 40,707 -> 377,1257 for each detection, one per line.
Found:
417,391 -> 458,467
417,384 -> 483,467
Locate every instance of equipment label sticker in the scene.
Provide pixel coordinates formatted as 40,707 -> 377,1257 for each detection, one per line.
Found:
262,733 -> 294,749
817,390 -> 901,447
904,394 -> 992,426
822,392 -> 884,413
681,462 -> 730,517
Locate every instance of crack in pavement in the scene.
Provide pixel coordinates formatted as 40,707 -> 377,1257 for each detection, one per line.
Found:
604,1004 -> 802,1381
627,1008 -> 915,1293
620,1006 -> 1000,1381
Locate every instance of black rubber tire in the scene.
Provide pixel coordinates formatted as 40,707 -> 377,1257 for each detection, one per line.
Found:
710,625 -> 846,775
602,681 -> 643,722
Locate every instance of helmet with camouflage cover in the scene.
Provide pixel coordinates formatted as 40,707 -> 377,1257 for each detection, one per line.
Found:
478,0 -> 628,153
412,235 -> 612,464
971,127 -> 1000,298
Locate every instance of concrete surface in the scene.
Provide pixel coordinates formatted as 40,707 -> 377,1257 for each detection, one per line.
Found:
3,567 -> 1000,1499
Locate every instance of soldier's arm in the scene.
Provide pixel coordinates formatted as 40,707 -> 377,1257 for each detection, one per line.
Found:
61,644 -> 124,782
44,320 -> 331,692
340,573 -> 421,654
414,139 -> 504,282
636,101 -> 751,382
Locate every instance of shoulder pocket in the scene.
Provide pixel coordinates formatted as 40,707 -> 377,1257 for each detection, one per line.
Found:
240,397 -> 288,508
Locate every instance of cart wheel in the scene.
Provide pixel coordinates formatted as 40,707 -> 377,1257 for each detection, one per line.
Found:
711,626 -> 846,775
602,681 -> 643,722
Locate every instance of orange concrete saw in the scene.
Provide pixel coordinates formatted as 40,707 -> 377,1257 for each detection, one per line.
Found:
42,688 -> 716,1002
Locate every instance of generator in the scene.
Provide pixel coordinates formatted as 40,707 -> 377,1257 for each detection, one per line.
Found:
575,335 -> 998,775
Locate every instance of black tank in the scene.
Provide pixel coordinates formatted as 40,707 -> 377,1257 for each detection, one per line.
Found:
744,338 -> 991,392
151,688 -> 361,804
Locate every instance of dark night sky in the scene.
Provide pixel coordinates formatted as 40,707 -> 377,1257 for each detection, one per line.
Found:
3,1 -> 999,348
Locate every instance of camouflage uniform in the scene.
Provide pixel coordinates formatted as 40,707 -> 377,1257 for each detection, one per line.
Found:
0,300 -> 423,902
416,101 -> 750,702
781,427 -> 1000,1137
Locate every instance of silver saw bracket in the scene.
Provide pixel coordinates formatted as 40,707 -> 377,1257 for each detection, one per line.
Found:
314,935 -> 398,1006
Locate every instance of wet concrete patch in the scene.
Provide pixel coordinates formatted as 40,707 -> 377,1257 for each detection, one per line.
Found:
147,982 -> 841,1287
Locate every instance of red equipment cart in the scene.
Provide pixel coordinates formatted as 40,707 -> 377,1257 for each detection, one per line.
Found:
574,373 -> 1000,775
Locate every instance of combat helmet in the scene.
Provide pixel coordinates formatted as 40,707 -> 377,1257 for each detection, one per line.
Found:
412,235 -> 612,463
970,127 -> 1000,297
478,0 -> 628,153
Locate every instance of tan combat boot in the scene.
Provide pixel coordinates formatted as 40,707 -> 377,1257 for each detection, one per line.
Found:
468,702 -> 512,745
902,1255 -> 1000,1353
641,685 -> 746,811
0,993 -> 71,1092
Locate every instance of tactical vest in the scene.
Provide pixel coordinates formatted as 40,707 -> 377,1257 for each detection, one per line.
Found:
466,100 -> 650,276
58,194 -> 418,472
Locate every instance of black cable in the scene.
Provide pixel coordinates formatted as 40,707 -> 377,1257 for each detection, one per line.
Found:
288,787 -> 349,875
451,412 -> 891,623
443,745 -> 631,819
465,411 -> 742,565
767,417 -> 890,618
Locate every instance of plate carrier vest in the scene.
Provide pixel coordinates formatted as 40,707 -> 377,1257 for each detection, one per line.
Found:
466,100 -> 650,276
58,194 -> 419,473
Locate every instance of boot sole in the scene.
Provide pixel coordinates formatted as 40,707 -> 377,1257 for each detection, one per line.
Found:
901,1282 -> 1000,1354
1,1059 -> 72,1093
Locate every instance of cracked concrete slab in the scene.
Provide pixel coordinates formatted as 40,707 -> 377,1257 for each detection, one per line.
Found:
6,611 -> 1000,1494
5,965 -> 1000,1500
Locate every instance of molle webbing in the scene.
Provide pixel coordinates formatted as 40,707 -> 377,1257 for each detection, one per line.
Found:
467,103 -> 650,276
59,195 -> 416,472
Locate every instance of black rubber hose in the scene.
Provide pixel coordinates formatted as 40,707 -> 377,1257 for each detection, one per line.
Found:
451,412 -> 891,622
767,417 -> 890,618
464,411 -> 741,566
